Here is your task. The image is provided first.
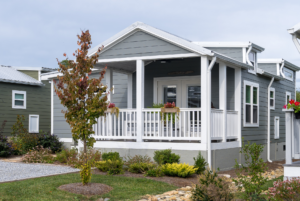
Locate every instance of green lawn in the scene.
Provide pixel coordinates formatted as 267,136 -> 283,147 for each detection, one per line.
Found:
0,173 -> 176,201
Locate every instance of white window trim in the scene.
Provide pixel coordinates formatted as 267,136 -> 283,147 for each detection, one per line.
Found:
270,87 -> 275,110
274,116 -> 280,139
243,80 -> 259,127
286,91 -> 292,105
283,67 -> 294,81
29,114 -> 39,133
12,90 -> 27,109
247,51 -> 257,74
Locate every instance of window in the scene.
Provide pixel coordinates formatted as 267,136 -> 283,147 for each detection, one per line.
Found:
29,115 -> 39,133
248,51 -> 257,74
286,91 -> 292,105
274,116 -> 280,139
244,80 -> 259,127
270,88 -> 275,110
12,90 -> 26,109
283,67 -> 294,81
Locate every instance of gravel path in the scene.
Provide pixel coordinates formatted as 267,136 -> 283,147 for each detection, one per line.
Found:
0,161 -> 79,182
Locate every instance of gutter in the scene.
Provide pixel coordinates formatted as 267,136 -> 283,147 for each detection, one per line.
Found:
267,77 -> 274,163
207,56 -> 217,169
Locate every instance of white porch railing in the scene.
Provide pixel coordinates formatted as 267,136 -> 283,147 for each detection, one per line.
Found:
142,108 -> 201,141
92,108 -> 238,141
92,109 -> 137,140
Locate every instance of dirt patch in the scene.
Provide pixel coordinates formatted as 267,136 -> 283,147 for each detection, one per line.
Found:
93,169 -> 198,187
58,183 -> 112,196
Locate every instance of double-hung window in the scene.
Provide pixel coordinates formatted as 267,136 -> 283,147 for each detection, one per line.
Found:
29,115 -> 39,133
283,67 -> 293,81
244,80 -> 259,127
286,91 -> 292,105
270,88 -> 275,110
12,90 -> 26,109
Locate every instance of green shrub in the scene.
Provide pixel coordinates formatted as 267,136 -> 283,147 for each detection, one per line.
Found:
193,152 -> 207,174
233,139 -> 268,199
21,146 -> 54,163
153,149 -> 180,165
55,148 -> 78,164
102,152 -> 121,161
124,154 -> 153,168
128,162 -> 156,174
145,166 -> 164,177
162,163 -> 197,178
96,159 -> 124,175
37,131 -> 63,153
80,162 -> 92,185
191,167 -> 233,201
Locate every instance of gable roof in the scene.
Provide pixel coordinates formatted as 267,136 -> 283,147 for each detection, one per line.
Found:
0,66 -> 44,86
258,59 -> 300,71
193,42 -> 265,53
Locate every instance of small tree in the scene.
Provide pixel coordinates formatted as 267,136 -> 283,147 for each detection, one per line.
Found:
233,138 -> 268,199
54,30 -> 108,168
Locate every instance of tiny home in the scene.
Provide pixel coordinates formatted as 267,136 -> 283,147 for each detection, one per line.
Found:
42,22 -> 300,170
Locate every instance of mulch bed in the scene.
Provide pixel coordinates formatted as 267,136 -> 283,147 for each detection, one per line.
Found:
58,183 -> 112,196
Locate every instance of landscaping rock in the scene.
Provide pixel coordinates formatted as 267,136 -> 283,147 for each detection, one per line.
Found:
138,186 -> 193,201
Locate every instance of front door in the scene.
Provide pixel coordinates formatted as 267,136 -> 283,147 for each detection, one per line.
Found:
156,77 -> 200,108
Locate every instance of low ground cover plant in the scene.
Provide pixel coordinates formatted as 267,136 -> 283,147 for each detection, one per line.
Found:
192,167 -> 233,201
193,152 -> 207,174
162,163 -> 197,178
268,178 -> 300,200
153,149 -> 180,165
145,166 -> 164,177
22,146 -> 54,163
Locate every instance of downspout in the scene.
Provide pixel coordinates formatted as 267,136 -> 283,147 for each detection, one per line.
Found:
207,56 -> 217,169
280,61 -> 285,78
267,77 -> 274,162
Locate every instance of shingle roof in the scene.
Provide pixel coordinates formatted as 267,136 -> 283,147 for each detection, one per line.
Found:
0,66 -> 44,86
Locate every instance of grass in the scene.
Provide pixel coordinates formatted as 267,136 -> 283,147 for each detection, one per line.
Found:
0,173 -> 176,201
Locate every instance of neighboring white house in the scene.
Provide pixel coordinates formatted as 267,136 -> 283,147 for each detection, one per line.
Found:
42,22 -> 300,170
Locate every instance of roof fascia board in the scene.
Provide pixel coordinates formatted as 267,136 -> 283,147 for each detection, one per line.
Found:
257,68 -> 282,80
41,68 -> 100,80
0,78 -> 44,86
214,52 -> 254,70
193,42 -> 265,52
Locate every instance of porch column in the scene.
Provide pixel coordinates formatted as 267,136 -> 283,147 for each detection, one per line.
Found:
127,73 -> 133,108
284,109 -> 294,165
106,68 -> 113,102
219,62 -> 227,142
234,68 -> 242,145
136,60 -> 145,142
201,56 -> 208,145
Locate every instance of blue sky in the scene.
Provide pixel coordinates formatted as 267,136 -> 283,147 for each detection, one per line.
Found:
1,0 -> 300,86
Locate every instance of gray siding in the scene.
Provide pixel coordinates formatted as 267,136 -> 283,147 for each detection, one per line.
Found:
98,31 -> 191,60
53,72 -> 128,138
0,81 -> 51,136
258,63 -> 277,75
241,69 -> 295,144
206,47 -> 243,62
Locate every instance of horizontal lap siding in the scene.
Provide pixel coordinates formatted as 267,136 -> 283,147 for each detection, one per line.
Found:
0,81 -> 51,136
258,63 -> 277,75
241,70 -> 295,145
18,70 -> 39,80
98,31 -> 191,59
53,72 -> 128,138
206,47 -> 243,62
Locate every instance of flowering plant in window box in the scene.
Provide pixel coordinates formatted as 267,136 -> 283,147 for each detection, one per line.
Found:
105,103 -> 120,118
160,102 -> 180,125
284,99 -> 300,119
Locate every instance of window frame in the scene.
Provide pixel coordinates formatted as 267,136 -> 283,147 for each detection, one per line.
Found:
12,90 -> 27,109
243,80 -> 260,127
248,51 -> 257,74
274,116 -> 280,139
29,114 -> 39,133
283,67 -> 294,81
286,91 -> 292,105
270,87 -> 275,110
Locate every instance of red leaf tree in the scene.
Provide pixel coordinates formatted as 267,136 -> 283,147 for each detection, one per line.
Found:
54,30 -> 108,159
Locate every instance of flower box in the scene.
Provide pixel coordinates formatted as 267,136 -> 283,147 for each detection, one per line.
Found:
105,108 -> 113,113
284,99 -> 300,119
161,108 -> 178,113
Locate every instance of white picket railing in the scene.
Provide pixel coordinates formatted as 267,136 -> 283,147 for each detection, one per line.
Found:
211,109 -> 224,140
226,110 -> 239,139
142,108 -> 201,140
92,109 -> 137,140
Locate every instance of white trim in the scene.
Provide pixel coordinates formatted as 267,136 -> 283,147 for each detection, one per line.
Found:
106,69 -> 113,102
59,138 -> 73,142
200,56 -> 208,145
193,41 -> 251,48
270,87 -> 275,110
29,114 -> 39,133
274,116 -> 280,139
234,68 -> 242,145
258,59 -> 284,63
97,53 -> 200,63
283,67 -> 294,81
242,47 -> 247,63
12,90 -> 26,109
136,60 -> 145,142
276,63 -> 280,76
243,80 -> 259,127
51,80 -> 54,134
38,70 -> 41,81
127,73 -> 133,108
286,91 -> 292,105
219,62 -> 227,142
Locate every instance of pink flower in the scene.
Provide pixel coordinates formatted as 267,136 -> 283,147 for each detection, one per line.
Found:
283,105 -> 287,109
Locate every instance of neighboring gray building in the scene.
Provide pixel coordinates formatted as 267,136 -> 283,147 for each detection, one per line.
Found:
42,22 -> 300,170
0,66 -> 54,136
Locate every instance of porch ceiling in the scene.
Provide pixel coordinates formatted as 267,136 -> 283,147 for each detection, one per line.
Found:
94,60 -> 153,73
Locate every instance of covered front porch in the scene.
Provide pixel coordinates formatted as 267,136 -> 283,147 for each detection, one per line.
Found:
91,55 -> 242,148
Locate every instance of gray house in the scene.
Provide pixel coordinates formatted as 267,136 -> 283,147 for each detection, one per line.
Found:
0,66 -> 54,136
42,22 -> 300,170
